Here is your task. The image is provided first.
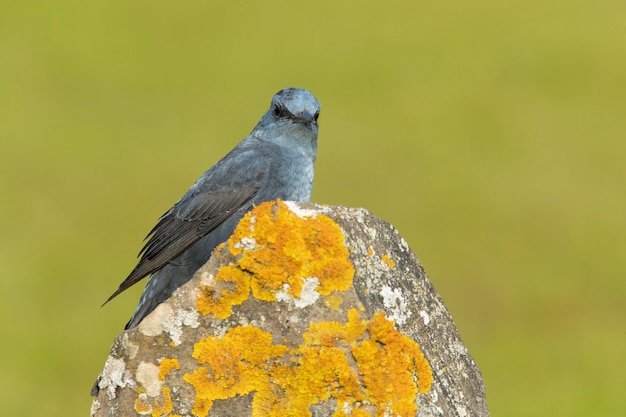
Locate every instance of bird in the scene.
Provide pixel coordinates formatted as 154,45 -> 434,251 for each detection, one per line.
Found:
104,88 -> 321,330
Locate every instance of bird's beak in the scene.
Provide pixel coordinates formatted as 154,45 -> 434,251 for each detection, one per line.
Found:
294,111 -> 316,125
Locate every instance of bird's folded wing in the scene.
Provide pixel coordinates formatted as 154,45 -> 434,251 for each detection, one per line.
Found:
104,168 -> 265,304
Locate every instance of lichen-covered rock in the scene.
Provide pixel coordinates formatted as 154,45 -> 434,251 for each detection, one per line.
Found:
91,201 -> 489,417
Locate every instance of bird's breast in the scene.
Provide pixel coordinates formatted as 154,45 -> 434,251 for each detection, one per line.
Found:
265,149 -> 315,203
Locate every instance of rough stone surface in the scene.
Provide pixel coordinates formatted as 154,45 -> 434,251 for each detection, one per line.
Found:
91,201 -> 489,417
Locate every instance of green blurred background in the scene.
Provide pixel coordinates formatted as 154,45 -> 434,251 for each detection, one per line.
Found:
1,1 -> 624,415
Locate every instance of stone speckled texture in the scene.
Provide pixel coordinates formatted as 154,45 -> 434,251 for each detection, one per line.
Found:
91,201 -> 489,417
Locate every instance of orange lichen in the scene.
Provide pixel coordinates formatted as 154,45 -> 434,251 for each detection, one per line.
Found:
183,326 -> 288,417
183,201 -> 432,416
134,387 -> 174,417
183,309 -> 432,417
196,265 -> 251,318
159,358 -> 180,381
134,394 -> 152,414
381,254 -> 395,269
324,293 -> 343,311
259,345 -> 363,416
303,308 -> 367,347
196,200 -> 355,318
352,312 -> 433,416
152,387 -> 174,417
347,410 -> 372,417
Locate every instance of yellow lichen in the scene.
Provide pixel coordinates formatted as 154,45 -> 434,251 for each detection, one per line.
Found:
381,254 -> 394,269
183,201 -> 432,416
303,308 -> 367,347
159,358 -> 180,381
184,309 -> 432,417
352,312 -> 433,416
261,345 -> 364,416
196,200 -> 355,318
196,265 -> 251,318
324,293 -> 343,311
349,409 -> 373,417
134,387 -> 174,417
134,394 -> 152,414
183,326 -> 288,417
152,387 -> 174,417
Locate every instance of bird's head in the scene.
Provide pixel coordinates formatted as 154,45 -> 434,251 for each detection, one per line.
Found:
251,88 -> 321,158
269,88 -> 321,126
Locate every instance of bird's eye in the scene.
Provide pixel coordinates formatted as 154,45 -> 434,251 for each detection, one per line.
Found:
273,105 -> 282,118
313,111 -> 319,122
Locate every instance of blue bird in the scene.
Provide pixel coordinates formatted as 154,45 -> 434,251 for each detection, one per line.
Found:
104,88 -> 321,329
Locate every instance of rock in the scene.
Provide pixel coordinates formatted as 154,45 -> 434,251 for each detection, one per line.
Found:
91,201 -> 490,417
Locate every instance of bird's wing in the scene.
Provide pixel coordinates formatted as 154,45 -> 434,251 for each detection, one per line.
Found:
104,156 -> 267,304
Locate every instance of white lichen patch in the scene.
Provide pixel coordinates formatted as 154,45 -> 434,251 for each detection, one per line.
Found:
121,332 -> 139,360
136,361 -> 161,397
284,200 -> 328,218
275,284 -> 292,303
276,277 -> 321,308
294,277 -> 321,308
380,285 -> 412,325
354,209 -> 365,224
99,356 -> 134,400
162,308 -> 200,346
451,340 -> 471,358
138,303 -> 172,336
90,399 -> 101,416
419,310 -> 431,326
233,236 -> 256,250
430,388 -> 439,403
456,405 -> 469,417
